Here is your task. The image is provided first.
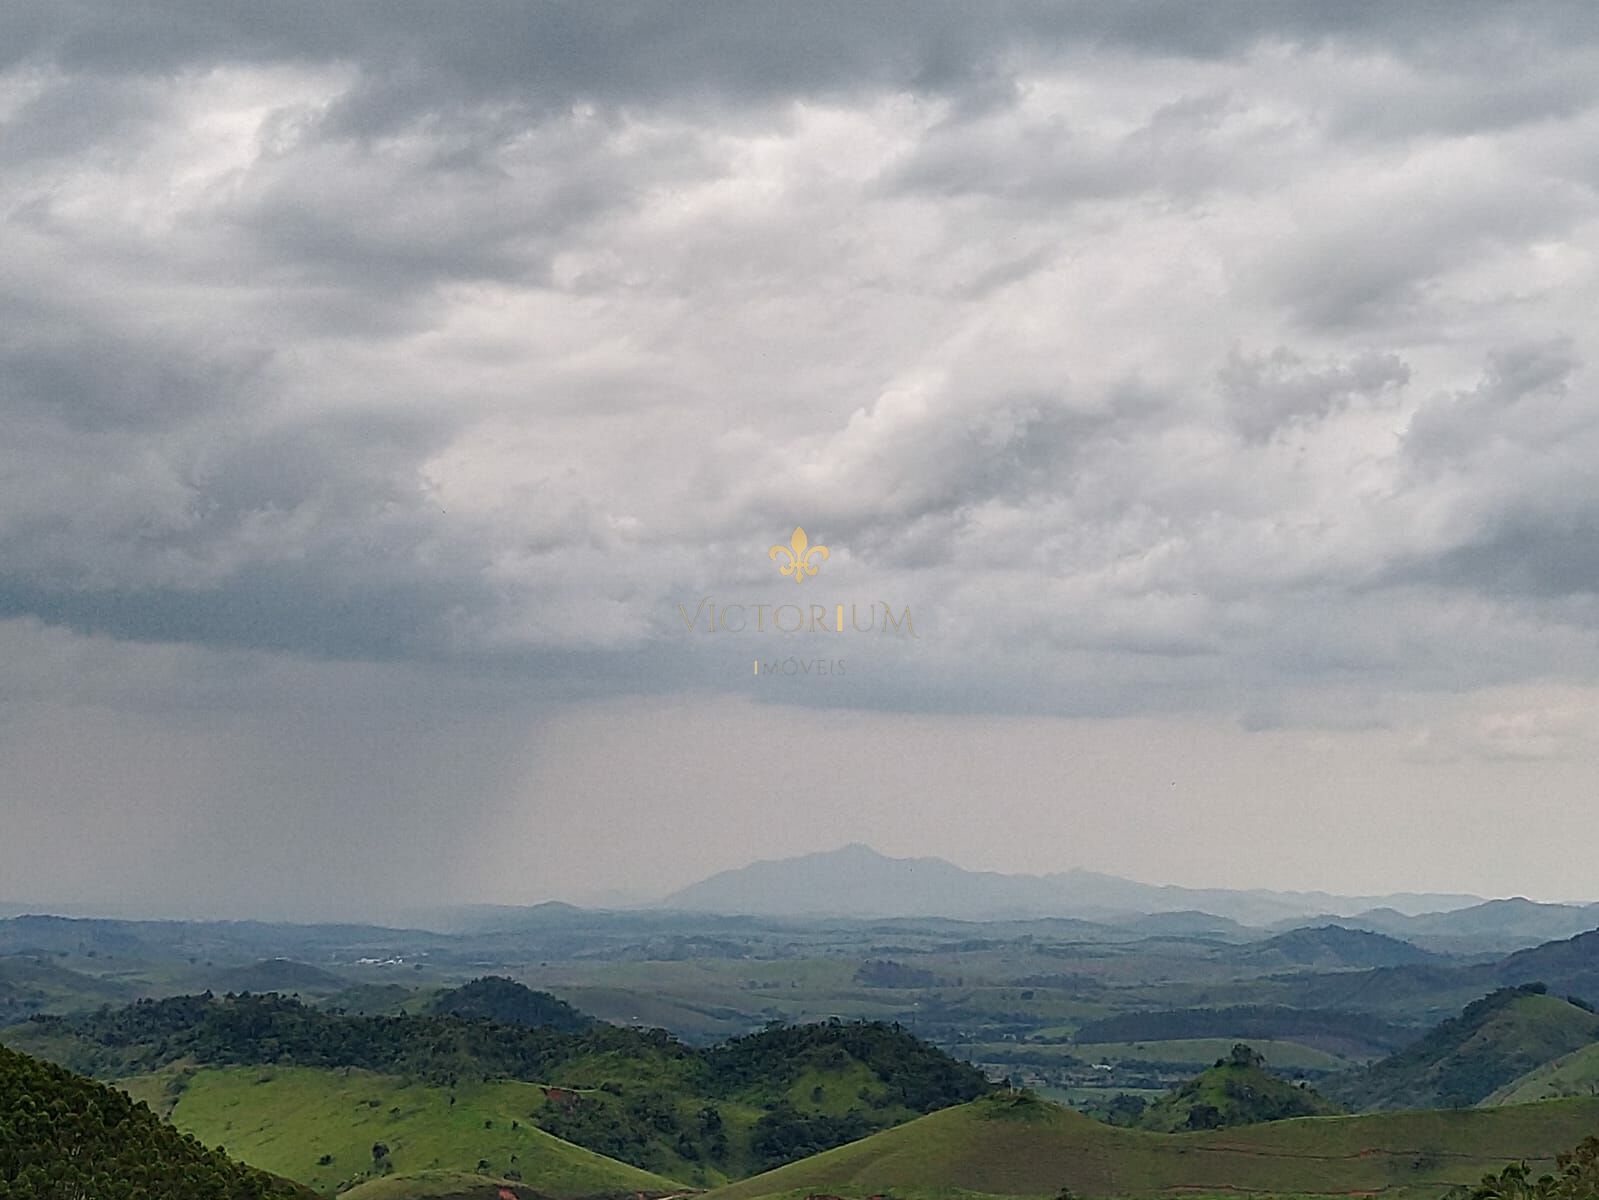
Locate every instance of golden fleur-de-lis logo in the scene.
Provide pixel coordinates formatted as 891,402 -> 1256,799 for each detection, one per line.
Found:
769,526 -> 829,583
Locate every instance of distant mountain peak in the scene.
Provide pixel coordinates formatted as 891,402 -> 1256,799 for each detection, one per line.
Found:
656,846 -> 1493,925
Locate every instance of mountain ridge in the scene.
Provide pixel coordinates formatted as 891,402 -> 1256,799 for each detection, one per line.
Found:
658,843 -> 1493,924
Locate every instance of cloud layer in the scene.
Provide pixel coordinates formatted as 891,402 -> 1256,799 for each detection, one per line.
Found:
5,4 -> 1599,912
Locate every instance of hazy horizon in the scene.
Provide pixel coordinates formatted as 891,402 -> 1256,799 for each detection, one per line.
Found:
7,4 -> 1599,920
2,837 -> 1592,926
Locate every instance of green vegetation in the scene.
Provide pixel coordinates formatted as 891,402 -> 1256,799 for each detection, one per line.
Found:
1334,985 -> 1599,1110
12,992 -> 989,1186
13,912 -> 1599,1199
854,960 -> 942,988
1237,925 -> 1441,969
1452,1136 -> 1599,1200
1486,1042 -> 1599,1105
0,1042 -> 311,1200
12,990 -> 707,1084
702,1091 -> 1599,1200
324,984 -> 426,1017
983,1036 -> 1353,1071
1132,1043 -> 1342,1131
336,1170 -> 591,1199
1070,1004 -> 1411,1054
427,978 -> 594,1033
0,953 -> 132,1023
704,1019 -> 990,1113
116,1065 -> 681,1196
212,959 -> 349,996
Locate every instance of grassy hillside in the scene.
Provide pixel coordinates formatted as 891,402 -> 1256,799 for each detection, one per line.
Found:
1134,1044 -> 1341,1131
705,1090 -> 1599,1200
1486,1040 -> 1599,1104
0,1043 -> 313,1199
12,992 -> 989,1185
1332,985 -> 1599,1110
336,1170 -> 621,1199
119,1065 -> 684,1196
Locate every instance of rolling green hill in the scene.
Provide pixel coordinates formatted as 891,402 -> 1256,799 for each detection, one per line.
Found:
0,952 -> 133,1023
1134,1043 -> 1342,1131
118,1065 -> 684,1196
1485,1040 -> 1599,1105
0,1043 -> 313,1199
1331,985 -> 1599,1110
1234,925 -> 1440,970
9,991 -> 989,1185
704,1090 -> 1599,1200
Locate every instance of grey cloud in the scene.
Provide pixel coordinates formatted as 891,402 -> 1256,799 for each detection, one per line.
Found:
1429,520 -> 1599,599
226,108 -> 672,299
1257,181 -> 1592,332
886,88 -> 1288,209
7,3 -> 1599,124
1377,344 -> 1599,603
0,73 -> 161,165
0,296 -> 270,434
1221,346 -> 1409,442
4,0 -> 1599,731
1404,342 -> 1585,466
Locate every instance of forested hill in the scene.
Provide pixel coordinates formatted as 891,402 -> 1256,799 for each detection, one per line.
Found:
19,991 -> 687,1083
426,975 -> 594,1032
0,1042 -> 312,1199
16,992 -> 987,1108
9,992 -> 991,1180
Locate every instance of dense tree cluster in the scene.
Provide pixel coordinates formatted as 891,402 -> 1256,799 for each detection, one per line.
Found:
0,1044 -> 309,1200
426,977 -> 594,1033
749,1103 -> 872,1171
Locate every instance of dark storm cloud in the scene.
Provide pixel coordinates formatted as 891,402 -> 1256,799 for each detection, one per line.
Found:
6,2 -> 1599,116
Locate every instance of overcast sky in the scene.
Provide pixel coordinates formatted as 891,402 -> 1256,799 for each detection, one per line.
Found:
5,3 -> 1599,920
